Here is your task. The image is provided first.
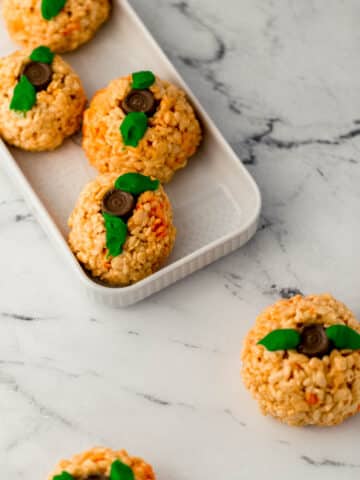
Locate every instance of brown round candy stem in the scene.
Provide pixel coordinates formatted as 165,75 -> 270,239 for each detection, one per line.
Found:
122,89 -> 157,116
85,476 -> 109,480
297,324 -> 331,358
102,189 -> 135,217
23,62 -> 53,92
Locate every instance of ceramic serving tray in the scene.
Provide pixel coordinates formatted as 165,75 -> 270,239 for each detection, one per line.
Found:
0,0 -> 261,307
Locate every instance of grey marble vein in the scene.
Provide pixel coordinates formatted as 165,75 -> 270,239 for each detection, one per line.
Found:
169,0 -> 249,116
134,391 -> 171,407
239,118 -> 360,165
301,456 -> 360,469
125,387 -> 195,410
1,312 -> 51,321
5,422 -> 42,453
0,359 -> 97,380
223,408 -> 247,427
279,288 -> 304,299
127,330 -> 140,336
170,338 -> 221,354
0,368 -> 74,429
14,213 -> 33,223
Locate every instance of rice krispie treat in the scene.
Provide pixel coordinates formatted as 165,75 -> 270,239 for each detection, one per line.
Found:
68,172 -> 176,286
2,0 -> 111,53
241,294 -> 360,427
48,447 -> 155,479
0,46 -> 86,151
82,70 -> 202,183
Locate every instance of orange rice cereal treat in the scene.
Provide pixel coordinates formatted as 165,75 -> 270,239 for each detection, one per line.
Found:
2,0 -> 111,53
82,70 -> 202,184
68,172 -> 176,286
0,46 -> 86,151
48,446 -> 155,480
241,294 -> 360,427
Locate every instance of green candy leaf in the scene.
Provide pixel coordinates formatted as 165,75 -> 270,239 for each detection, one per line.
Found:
10,75 -> 36,113
132,70 -> 155,90
30,46 -> 54,64
258,329 -> 301,352
110,460 -> 135,480
53,472 -> 74,480
120,112 -> 148,147
103,212 -> 128,257
41,0 -> 66,20
326,325 -> 360,350
115,173 -> 159,195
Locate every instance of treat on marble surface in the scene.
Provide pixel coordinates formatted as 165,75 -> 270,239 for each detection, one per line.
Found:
241,294 -> 360,427
82,71 -> 202,183
68,172 -> 176,286
0,46 -> 86,151
2,0 -> 111,53
48,446 -> 155,479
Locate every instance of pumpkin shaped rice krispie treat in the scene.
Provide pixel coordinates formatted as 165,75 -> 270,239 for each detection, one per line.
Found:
68,172 -> 176,286
241,294 -> 360,427
82,70 -> 202,183
2,0 -> 111,53
48,447 -> 155,479
0,46 -> 86,151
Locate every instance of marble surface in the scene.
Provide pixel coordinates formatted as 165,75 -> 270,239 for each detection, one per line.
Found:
0,0 -> 360,478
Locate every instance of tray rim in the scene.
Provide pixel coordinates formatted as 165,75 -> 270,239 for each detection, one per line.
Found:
0,0 -> 262,302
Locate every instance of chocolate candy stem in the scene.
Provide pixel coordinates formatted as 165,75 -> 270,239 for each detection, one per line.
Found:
297,324 -> 331,357
102,189 -> 135,217
23,62 -> 52,92
122,89 -> 157,117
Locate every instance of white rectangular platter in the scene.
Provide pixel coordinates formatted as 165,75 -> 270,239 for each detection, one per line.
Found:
0,0 -> 261,307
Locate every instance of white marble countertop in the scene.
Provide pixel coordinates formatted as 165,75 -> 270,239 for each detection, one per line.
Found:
1,0 -> 360,478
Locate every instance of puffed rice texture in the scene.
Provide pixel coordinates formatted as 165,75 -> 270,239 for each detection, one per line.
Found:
48,447 -> 155,479
82,74 -> 202,184
68,172 -> 176,286
241,294 -> 360,427
2,0 -> 111,53
0,48 -> 86,151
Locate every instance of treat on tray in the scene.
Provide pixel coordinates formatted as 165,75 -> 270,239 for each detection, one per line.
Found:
68,172 -> 176,286
0,46 -> 86,151
2,0 -> 111,53
48,447 -> 155,479
241,293 -> 360,427
82,70 -> 202,183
